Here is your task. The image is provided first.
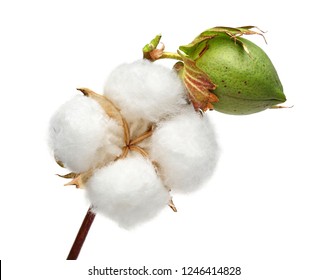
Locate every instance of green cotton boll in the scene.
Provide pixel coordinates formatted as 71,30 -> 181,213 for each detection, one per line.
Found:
180,32 -> 286,115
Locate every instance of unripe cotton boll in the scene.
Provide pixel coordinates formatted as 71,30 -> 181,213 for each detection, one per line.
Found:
49,95 -> 124,173
85,154 -> 170,228
193,34 -> 285,114
178,28 -> 286,114
104,59 -> 187,123
150,106 -> 219,192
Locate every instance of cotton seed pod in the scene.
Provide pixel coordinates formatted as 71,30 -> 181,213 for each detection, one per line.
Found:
85,154 -> 170,228
48,95 -> 123,173
150,106 -> 219,192
178,27 -> 286,114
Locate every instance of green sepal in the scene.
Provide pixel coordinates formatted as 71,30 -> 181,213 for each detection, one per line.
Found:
177,50 -> 218,111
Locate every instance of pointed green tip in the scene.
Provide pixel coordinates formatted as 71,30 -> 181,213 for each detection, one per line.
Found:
274,89 -> 287,104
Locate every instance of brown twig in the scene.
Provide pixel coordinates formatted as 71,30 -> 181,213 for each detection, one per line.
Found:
67,206 -> 96,260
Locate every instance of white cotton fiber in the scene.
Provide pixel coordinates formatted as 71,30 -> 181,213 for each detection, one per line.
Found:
49,95 -> 124,173
86,154 -> 170,228
104,59 -> 187,123
150,106 -> 219,192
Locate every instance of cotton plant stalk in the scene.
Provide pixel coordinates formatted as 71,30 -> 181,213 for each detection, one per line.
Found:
49,26 -> 287,260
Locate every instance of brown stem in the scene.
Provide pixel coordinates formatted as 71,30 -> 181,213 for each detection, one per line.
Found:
129,127 -> 153,145
66,206 -> 96,260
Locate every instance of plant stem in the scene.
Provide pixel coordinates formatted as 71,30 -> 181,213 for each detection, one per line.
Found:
67,206 -> 96,260
159,52 -> 182,60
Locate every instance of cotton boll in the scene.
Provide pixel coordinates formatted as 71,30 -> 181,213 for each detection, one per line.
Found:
86,154 -> 170,228
150,106 -> 219,192
49,95 -> 124,173
104,59 -> 187,123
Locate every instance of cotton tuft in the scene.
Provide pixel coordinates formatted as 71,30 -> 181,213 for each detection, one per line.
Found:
150,106 -> 219,192
48,95 -> 124,173
104,59 -> 187,123
86,154 -> 170,228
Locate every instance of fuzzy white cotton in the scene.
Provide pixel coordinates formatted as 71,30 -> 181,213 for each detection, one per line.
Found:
150,106 -> 219,193
49,95 -> 124,173
104,59 -> 187,123
86,154 -> 170,228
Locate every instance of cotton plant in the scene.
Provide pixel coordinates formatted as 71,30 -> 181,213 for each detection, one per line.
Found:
48,26 -> 287,259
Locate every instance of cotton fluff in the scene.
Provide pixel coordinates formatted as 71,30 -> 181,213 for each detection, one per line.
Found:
49,95 -> 124,173
104,59 -> 187,123
86,154 -> 170,228
150,106 -> 219,192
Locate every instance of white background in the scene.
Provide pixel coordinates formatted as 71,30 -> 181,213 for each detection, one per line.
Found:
0,0 -> 327,279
